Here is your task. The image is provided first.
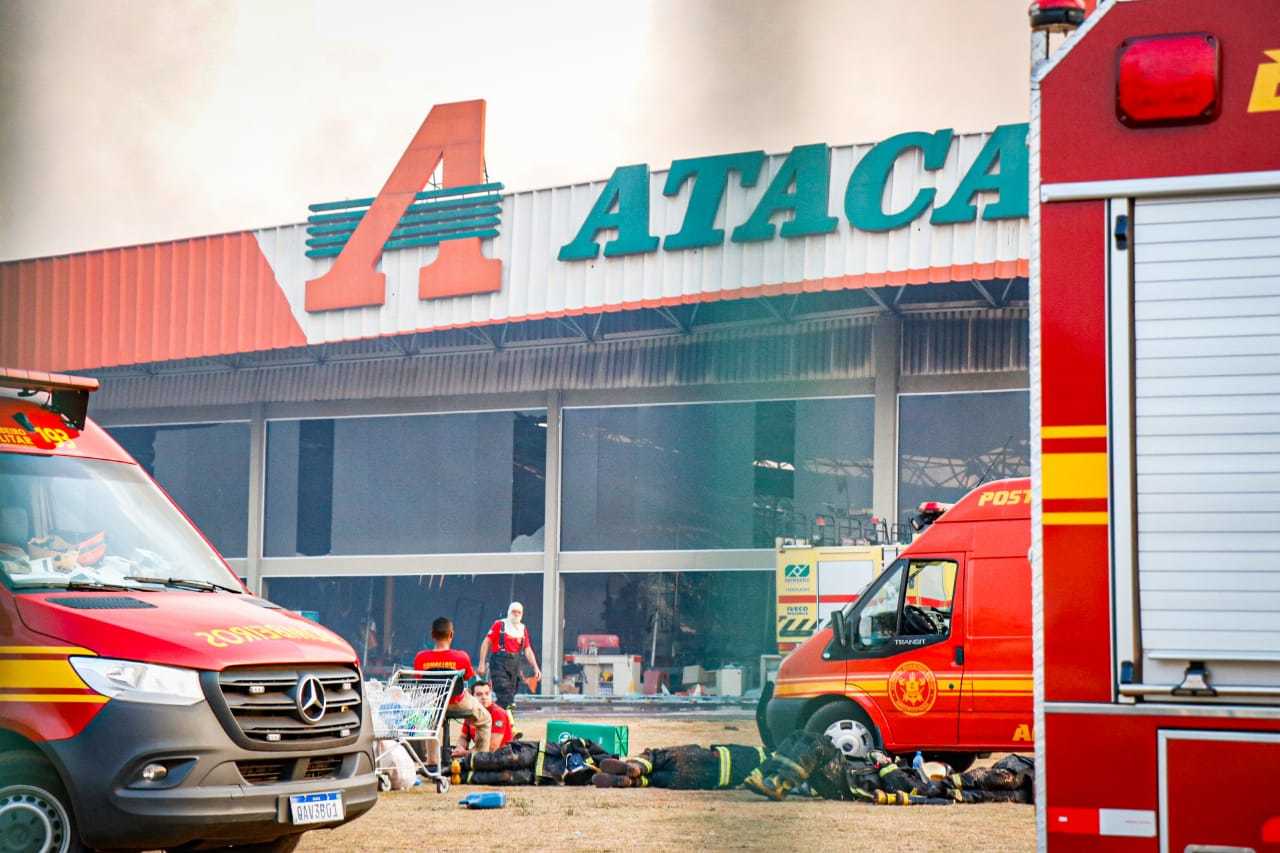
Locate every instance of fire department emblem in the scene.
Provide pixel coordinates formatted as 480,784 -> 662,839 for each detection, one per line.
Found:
887,661 -> 937,717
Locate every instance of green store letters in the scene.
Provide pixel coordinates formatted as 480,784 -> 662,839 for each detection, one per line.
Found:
558,123 -> 1027,262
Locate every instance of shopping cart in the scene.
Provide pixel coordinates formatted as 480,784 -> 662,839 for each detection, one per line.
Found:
365,668 -> 460,793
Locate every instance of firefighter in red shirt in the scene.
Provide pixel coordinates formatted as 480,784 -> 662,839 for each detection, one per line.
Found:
413,617 -> 491,761
477,601 -> 541,709
458,680 -> 513,753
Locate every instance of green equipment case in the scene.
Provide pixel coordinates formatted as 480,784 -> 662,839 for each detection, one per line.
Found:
545,719 -> 630,756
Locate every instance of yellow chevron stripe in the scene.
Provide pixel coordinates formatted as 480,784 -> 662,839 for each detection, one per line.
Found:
1043,453 -> 1108,500
0,693 -> 107,704
968,678 -> 1033,691
0,659 -> 87,690
1042,425 -> 1107,439
0,646 -> 95,656
773,680 -> 845,697
1044,511 -> 1109,526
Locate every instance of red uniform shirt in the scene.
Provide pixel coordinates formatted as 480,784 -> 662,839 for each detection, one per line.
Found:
462,702 -> 512,749
485,620 -> 530,654
412,648 -> 474,705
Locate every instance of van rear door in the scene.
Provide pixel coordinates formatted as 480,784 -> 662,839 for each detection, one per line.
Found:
957,553 -> 1033,747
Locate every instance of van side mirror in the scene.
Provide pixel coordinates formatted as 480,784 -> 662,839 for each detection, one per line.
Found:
830,611 -> 849,650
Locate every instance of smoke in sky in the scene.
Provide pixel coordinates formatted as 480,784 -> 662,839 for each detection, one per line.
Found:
0,0 -> 1030,261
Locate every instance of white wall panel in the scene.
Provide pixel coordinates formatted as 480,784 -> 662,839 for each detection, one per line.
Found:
255,130 -> 1030,347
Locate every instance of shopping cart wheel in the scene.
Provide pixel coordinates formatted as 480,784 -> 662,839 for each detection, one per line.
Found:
435,777 -> 450,794
377,772 -> 392,792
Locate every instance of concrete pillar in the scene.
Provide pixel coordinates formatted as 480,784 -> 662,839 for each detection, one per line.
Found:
245,405 -> 266,596
539,392 -> 562,694
871,314 -> 901,527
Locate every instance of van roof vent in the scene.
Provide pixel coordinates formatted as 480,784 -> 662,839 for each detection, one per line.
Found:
47,596 -> 157,610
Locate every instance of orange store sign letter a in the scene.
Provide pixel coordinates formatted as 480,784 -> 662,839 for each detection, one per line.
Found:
305,99 -> 502,312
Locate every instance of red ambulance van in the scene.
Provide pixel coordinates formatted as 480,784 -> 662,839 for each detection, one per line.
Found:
760,478 -> 1033,770
0,370 -> 377,851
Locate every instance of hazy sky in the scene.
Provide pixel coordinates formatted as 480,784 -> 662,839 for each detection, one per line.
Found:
0,0 -> 1031,261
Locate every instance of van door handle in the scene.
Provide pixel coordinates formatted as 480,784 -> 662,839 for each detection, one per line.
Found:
954,646 -> 965,665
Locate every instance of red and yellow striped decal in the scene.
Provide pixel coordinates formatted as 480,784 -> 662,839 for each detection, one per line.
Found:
0,645 -> 106,704
1043,425 -> 1109,526
775,672 -> 1033,701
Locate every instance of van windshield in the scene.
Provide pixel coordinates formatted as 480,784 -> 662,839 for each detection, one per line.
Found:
0,452 -> 239,593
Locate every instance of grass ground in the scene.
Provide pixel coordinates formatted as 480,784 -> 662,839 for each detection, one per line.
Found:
296,711 -> 1035,852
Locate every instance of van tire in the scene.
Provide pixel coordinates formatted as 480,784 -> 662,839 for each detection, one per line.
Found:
0,750 -> 86,853
804,701 -> 880,759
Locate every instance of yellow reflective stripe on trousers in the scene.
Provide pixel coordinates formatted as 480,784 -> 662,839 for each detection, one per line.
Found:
534,742 -> 546,781
715,746 -> 731,788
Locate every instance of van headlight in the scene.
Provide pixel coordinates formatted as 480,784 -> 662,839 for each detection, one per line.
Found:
70,657 -> 204,705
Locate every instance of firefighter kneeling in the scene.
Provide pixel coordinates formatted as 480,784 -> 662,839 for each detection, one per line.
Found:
743,731 -> 1034,805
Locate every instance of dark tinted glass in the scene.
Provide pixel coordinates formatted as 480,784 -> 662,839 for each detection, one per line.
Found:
561,570 -> 775,692
264,411 -> 546,556
897,391 -> 1030,523
109,423 -> 250,557
263,574 -> 542,680
562,398 -> 874,550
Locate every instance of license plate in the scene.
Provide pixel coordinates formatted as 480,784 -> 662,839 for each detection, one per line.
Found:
289,791 -> 344,825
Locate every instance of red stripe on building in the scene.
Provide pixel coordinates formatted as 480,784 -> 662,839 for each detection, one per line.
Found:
0,233 -> 307,372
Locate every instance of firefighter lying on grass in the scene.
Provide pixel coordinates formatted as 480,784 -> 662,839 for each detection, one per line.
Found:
742,731 -> 1034,805
450,730 -> 1032,803
452,739 -> 767,789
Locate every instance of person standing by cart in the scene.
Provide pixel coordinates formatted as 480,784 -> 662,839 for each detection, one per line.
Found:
477,601 -> 540,710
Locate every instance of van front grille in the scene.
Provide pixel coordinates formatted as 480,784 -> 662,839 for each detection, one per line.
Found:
213,666 -> 362,749
237,760 -> 292,785
303,755 -> 344,779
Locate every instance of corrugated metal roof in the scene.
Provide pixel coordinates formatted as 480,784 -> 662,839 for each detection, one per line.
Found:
0,233 -> 305,371
901,307 -> 1029,375
90,316 -> 875,411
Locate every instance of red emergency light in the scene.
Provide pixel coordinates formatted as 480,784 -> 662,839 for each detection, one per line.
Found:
1029,0 -> 1087,33
1116,33 -> 1220,127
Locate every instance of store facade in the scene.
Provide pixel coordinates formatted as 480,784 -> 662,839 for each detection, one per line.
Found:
0,101 -> 1032,693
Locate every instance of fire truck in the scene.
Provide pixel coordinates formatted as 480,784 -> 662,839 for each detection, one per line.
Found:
1032,1 -> 1280,849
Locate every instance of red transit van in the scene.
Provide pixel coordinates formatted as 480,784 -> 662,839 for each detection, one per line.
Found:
760,478 -> 1032,770
0,370 -> 377,852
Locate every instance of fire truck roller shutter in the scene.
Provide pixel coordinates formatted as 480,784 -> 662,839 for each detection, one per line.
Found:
1128,190 -> 1280,693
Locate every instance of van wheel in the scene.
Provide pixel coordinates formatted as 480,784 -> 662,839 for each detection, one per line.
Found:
755,681 -> 775,751
0,751 -> 85,853
804,702 -> 880,759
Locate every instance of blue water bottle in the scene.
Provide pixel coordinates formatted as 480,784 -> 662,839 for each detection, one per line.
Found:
912,751 -> 925,774
459,791 -> 506,809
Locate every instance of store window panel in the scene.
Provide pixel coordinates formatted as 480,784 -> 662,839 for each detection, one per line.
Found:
108,423 -> 250,558
264,411 -> 546,556
560,570 -> 775,696
896,391 -> 1030,524
263,574 -> 542,681
561,398 -> 873,551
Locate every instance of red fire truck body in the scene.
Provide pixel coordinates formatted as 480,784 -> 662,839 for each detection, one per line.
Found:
1034,1 -> 1280,850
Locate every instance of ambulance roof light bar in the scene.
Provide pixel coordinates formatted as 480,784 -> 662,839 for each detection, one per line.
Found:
1116,32 -> 1220,127
0,368 -> 100,430
1029,0 -> 1087,34
910,500 -> 954,532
